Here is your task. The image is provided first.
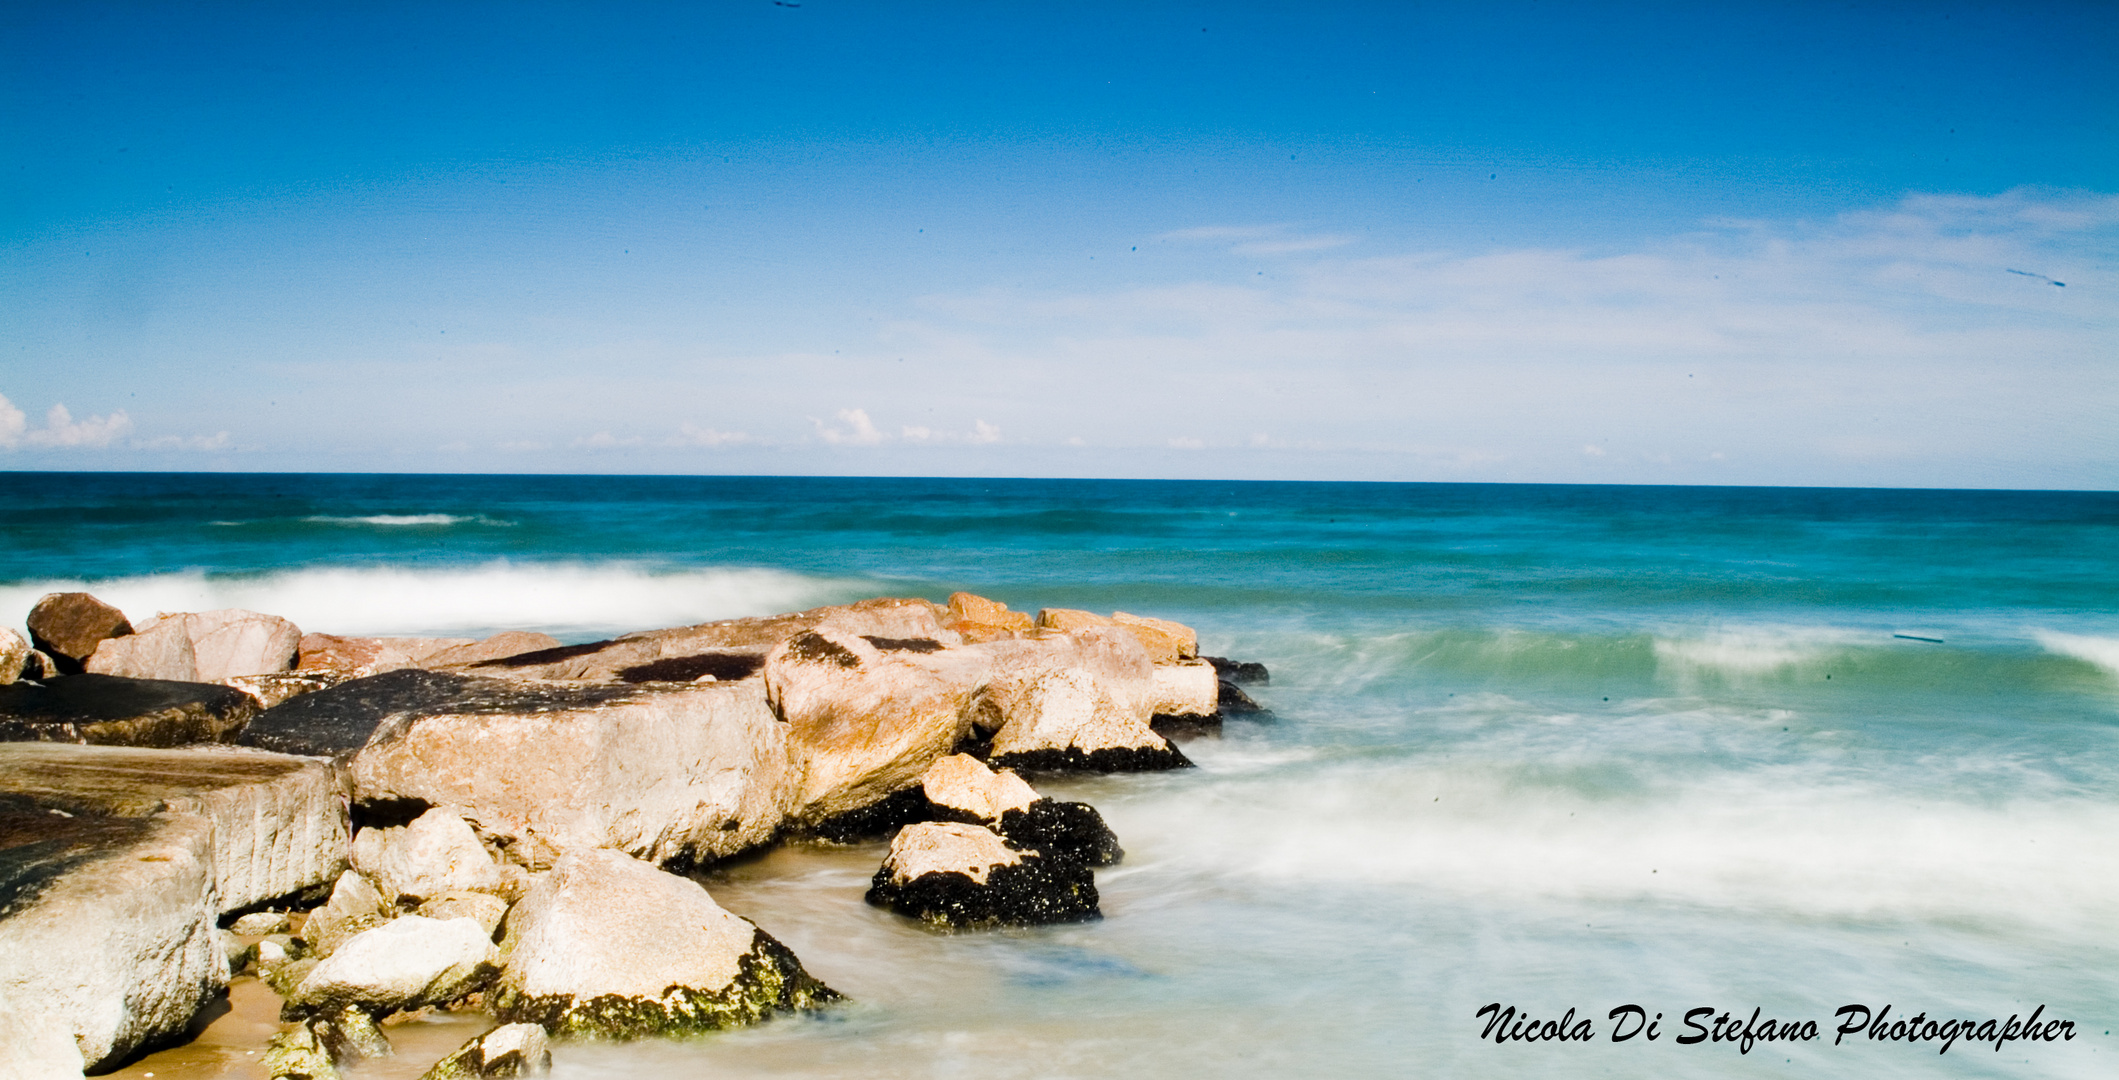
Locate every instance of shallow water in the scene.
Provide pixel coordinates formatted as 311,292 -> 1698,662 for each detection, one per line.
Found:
11,474 -> 2115,1078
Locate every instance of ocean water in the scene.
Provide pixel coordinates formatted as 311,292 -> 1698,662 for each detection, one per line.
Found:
5,473 -> 2116,1078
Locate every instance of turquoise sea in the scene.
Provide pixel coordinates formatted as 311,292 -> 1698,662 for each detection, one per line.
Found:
4,473 -> 2116,1078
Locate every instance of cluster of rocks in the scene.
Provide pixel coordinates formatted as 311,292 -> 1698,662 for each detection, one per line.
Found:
0,588 -> 1268,1078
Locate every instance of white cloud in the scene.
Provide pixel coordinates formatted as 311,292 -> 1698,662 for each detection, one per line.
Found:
574,431 -> 644,449
813,407 -> 886,446
138,432 -> 232,452
668,423 -> 755,448
900,424 -> 934,442
969,419 -> 1001,444
0,394 -> 133,449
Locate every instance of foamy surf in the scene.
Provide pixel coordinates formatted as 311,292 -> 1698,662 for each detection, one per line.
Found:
0,562 -> 870,640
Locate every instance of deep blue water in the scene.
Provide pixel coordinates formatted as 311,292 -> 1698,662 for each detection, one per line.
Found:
7,473 -> 2116,1078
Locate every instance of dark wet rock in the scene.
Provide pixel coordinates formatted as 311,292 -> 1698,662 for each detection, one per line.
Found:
1216,678 -> 1266,713
490,849 -> 838,1038
865,821 -> 1099,928
805,784 -> 931,843
239,669 -> 636,759
0,673 -> 258,747
996,800 -> 1123,868
0,742 -> 349,912
286,914 -> 501,1019
418,1022 -> 550,1079
26,592 -> 132,675
613,651 -> 764,683
335,674 -> 794,869
0,807 -> 223,1071
1149,712 -> 1222,741
990,739 -> 1191,774
1204,655 -> 1270,685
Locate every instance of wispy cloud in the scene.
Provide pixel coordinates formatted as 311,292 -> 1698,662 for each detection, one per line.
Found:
667,423 -> 755,448
0,394 -> 133,449
137,432 -> 232,452
574,431 -> 644,449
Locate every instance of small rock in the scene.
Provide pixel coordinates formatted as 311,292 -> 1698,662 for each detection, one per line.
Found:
351,808 -> 512,905
224,669 -> 351,709
221,929 -> 257,973
1203,655 -> 1270,685
304,870 -> 393,958
0,627 -> 30,685
309,1005 -> 392,1063
995,799 -> 1124,868
1147,658 -> 1219,718
915,755 -> 1121,866
1033,607 -> 1111,633
262,1026 -> 341,1080
416,891 -> 511,937
865,821 -> 1100,928
490,848 -> 838,1038
918,753 -> 1040,822
418,1022 -> 551,1079
234,911 -> 294,935
26,592 -> 133,675
288,916 -> 500,1019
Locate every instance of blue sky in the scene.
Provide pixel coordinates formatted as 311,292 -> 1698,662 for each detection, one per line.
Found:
3,1 -> 2114,486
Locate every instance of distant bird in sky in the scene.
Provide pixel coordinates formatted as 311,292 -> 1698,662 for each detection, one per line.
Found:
2007,269 -> 2066,287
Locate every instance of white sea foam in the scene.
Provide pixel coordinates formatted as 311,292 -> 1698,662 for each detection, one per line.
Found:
1114,758 -> 2119,933
2036,630 -> 2119,681
299,513 -> 509,527
0,562 -> 867,639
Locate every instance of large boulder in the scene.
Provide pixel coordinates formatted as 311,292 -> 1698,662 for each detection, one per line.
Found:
865,821 -> 1100,928
0,673 -> 258,747
84,617 -> 199,682
0,742 -> 349,912
1,627 -> 31,686
419,1022 -> 550,1080
25,592 -> 132,675
490,849 -> 838,1038
1110,611 -> 1198,662
286,915 -> 500,1018
462,598 -> 956,683
1147,658 -> 1219,718
246,670 -> 793,869
970,629 -> 1192,773
939,592 -> 1033,643
0,808 -> 224,1072
169,609 -> 304,681
351,807 -> 519,905
765,628 -> 992,822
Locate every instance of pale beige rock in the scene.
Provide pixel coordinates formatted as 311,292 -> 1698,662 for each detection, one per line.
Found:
419,1022 -> 550,1079
350,679 -> 796,869
304,870 -> 393,958
173,608 -> 303,681
465,597 -> 957,683
986,667 -> 1162,757
416,891 -> 511,937
351,808 -> 512,905
919,754 -> 1039,822
424,631 -> 562,669
0,627 -> 29,685
496,849 -> 758,1002
880,822 -> 1023,886
0,1010 -> 87,1079
965,624 -> 1159,728
0,810 -> 224,1072
942,593 -> 1034,641
84,617 -> 198,681
0,743 -> 350,913
297,634 -> 478,677
765,628 -> 993,822
1034,607 -> 1111,632
290,915 -> 499,1015
1110,611 -> 1198,662
1148,658 -> 1220,717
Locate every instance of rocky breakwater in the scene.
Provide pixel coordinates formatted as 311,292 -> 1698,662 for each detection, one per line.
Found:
0,588 -> 1267,1076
